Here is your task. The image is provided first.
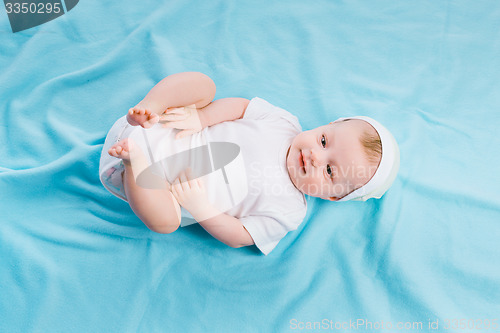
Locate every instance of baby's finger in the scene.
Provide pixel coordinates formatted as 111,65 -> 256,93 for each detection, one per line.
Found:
170,183 -> 180,201
179,171 -> 190,191
185,167 -> 193,180
189,177 -> 201,191
186,169 -> 200,190
175,129 -> 197,140
171,178 -> 181,195
165,107 -> 185,114
143,114 -> 159,128
161,121 -> 184,129
160,113 -> 188,122
170,180 -> 177,192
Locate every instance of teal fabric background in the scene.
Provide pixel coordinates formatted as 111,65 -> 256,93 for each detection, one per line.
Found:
1,1 -> 499,332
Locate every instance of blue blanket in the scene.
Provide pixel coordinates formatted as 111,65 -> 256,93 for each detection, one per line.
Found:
1,1 -> 499,332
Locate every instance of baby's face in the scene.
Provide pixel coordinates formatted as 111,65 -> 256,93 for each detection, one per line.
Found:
286,119 -> 377,200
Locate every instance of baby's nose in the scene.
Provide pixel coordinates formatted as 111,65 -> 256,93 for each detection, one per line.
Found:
310,149 -> 325,167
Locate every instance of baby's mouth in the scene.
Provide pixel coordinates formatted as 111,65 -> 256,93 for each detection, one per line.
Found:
300,150 -> 306,174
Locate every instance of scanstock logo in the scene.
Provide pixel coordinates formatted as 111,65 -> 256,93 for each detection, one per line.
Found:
4,0 -> 79,32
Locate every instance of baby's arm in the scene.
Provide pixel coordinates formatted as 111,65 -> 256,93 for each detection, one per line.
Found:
198,214 -> 255,249
158,97 -> 250,139
170,170 -> 254,249
197,98 -> 250,128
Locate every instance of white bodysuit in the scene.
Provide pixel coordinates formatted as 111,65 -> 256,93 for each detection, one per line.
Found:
99,97 -> 308,255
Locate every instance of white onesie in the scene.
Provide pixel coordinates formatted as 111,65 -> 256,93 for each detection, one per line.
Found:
99,97 -> 308,255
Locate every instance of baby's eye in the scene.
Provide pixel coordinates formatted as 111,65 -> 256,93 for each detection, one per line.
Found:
326,165 -> 333,177
325,165 -> 337,181
321,135 -> 326,148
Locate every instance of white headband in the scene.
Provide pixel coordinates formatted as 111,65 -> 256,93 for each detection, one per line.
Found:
333,116 -> 400,201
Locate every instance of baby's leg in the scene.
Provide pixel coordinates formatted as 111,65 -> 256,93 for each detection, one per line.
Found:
109,139 -> 181,234
127,72 -> 216,127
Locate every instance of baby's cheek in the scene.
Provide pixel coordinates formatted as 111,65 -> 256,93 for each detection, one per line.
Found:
301,178 -> 321,196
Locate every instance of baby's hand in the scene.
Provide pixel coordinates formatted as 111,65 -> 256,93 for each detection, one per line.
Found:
127,106 -> 160,128
159,104 -> 203,139
170,168 -> 220,221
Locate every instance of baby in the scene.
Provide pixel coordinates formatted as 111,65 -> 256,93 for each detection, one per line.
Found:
99,72 -> 400,255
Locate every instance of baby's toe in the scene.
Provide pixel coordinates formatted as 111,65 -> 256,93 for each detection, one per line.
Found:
144,115 -> 159,128
108,147 -> 120,157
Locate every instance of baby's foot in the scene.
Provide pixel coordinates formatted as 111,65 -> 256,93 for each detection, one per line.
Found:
127,106 -> 160,128
108,138 -> 132,160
